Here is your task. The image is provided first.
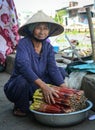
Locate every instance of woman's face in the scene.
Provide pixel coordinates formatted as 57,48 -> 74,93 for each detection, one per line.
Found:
33,23 -> 50,40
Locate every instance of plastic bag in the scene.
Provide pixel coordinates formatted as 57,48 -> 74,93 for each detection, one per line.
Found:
65,71 -> 87,90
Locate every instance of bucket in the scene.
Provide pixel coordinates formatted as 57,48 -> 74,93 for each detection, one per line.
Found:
53,46 -> 59,53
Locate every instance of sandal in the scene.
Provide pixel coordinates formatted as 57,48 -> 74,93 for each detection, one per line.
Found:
13,107 -> 27,117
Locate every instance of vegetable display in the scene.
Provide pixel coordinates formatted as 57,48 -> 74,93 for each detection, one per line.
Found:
30,86 -> 87,113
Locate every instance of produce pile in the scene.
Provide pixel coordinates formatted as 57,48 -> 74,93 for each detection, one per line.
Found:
78,48 -> 92,57
62,48 -> 92,59
30,86 -> 87,113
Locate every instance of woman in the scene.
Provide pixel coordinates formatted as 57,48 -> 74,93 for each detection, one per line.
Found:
4,11 -> 67,117
0,0 -> 19,71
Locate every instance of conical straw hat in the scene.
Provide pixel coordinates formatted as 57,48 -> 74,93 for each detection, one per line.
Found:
18,10 -> 64,37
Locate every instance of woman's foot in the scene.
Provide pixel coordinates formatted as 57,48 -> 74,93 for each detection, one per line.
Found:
13,107 -> 27,117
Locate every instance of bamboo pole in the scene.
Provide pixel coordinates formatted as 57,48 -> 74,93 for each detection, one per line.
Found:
86,7 -> 95,62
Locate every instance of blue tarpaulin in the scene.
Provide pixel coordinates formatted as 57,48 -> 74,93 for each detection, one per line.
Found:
70,61 -> 95,73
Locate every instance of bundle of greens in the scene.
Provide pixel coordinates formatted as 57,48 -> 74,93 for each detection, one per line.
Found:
30,86 -> 87,113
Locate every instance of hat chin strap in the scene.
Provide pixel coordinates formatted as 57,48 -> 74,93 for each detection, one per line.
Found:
32,34 -> 47,42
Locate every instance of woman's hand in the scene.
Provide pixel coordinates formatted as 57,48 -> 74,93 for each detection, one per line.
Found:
34,78 -> 59,104
41,84 -> 59,104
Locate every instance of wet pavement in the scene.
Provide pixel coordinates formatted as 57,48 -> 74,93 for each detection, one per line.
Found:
0,72 -> 95,130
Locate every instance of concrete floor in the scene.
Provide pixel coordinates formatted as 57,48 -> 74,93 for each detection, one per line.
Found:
0,72 -> 95,130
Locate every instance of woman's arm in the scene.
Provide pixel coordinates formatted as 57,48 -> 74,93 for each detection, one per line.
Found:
15,39 -> 39,83
47,45 -> 65,86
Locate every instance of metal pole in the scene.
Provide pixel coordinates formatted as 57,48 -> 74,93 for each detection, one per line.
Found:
86,7 -> 95,62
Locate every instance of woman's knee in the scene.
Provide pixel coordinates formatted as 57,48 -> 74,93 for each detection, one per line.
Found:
4,75 -> 29,101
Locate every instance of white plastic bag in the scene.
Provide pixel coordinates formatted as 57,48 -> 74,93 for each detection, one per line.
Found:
65,71 -> 87,90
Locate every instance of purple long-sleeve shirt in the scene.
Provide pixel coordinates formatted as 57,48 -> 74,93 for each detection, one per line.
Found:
11,37 -> 64,86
